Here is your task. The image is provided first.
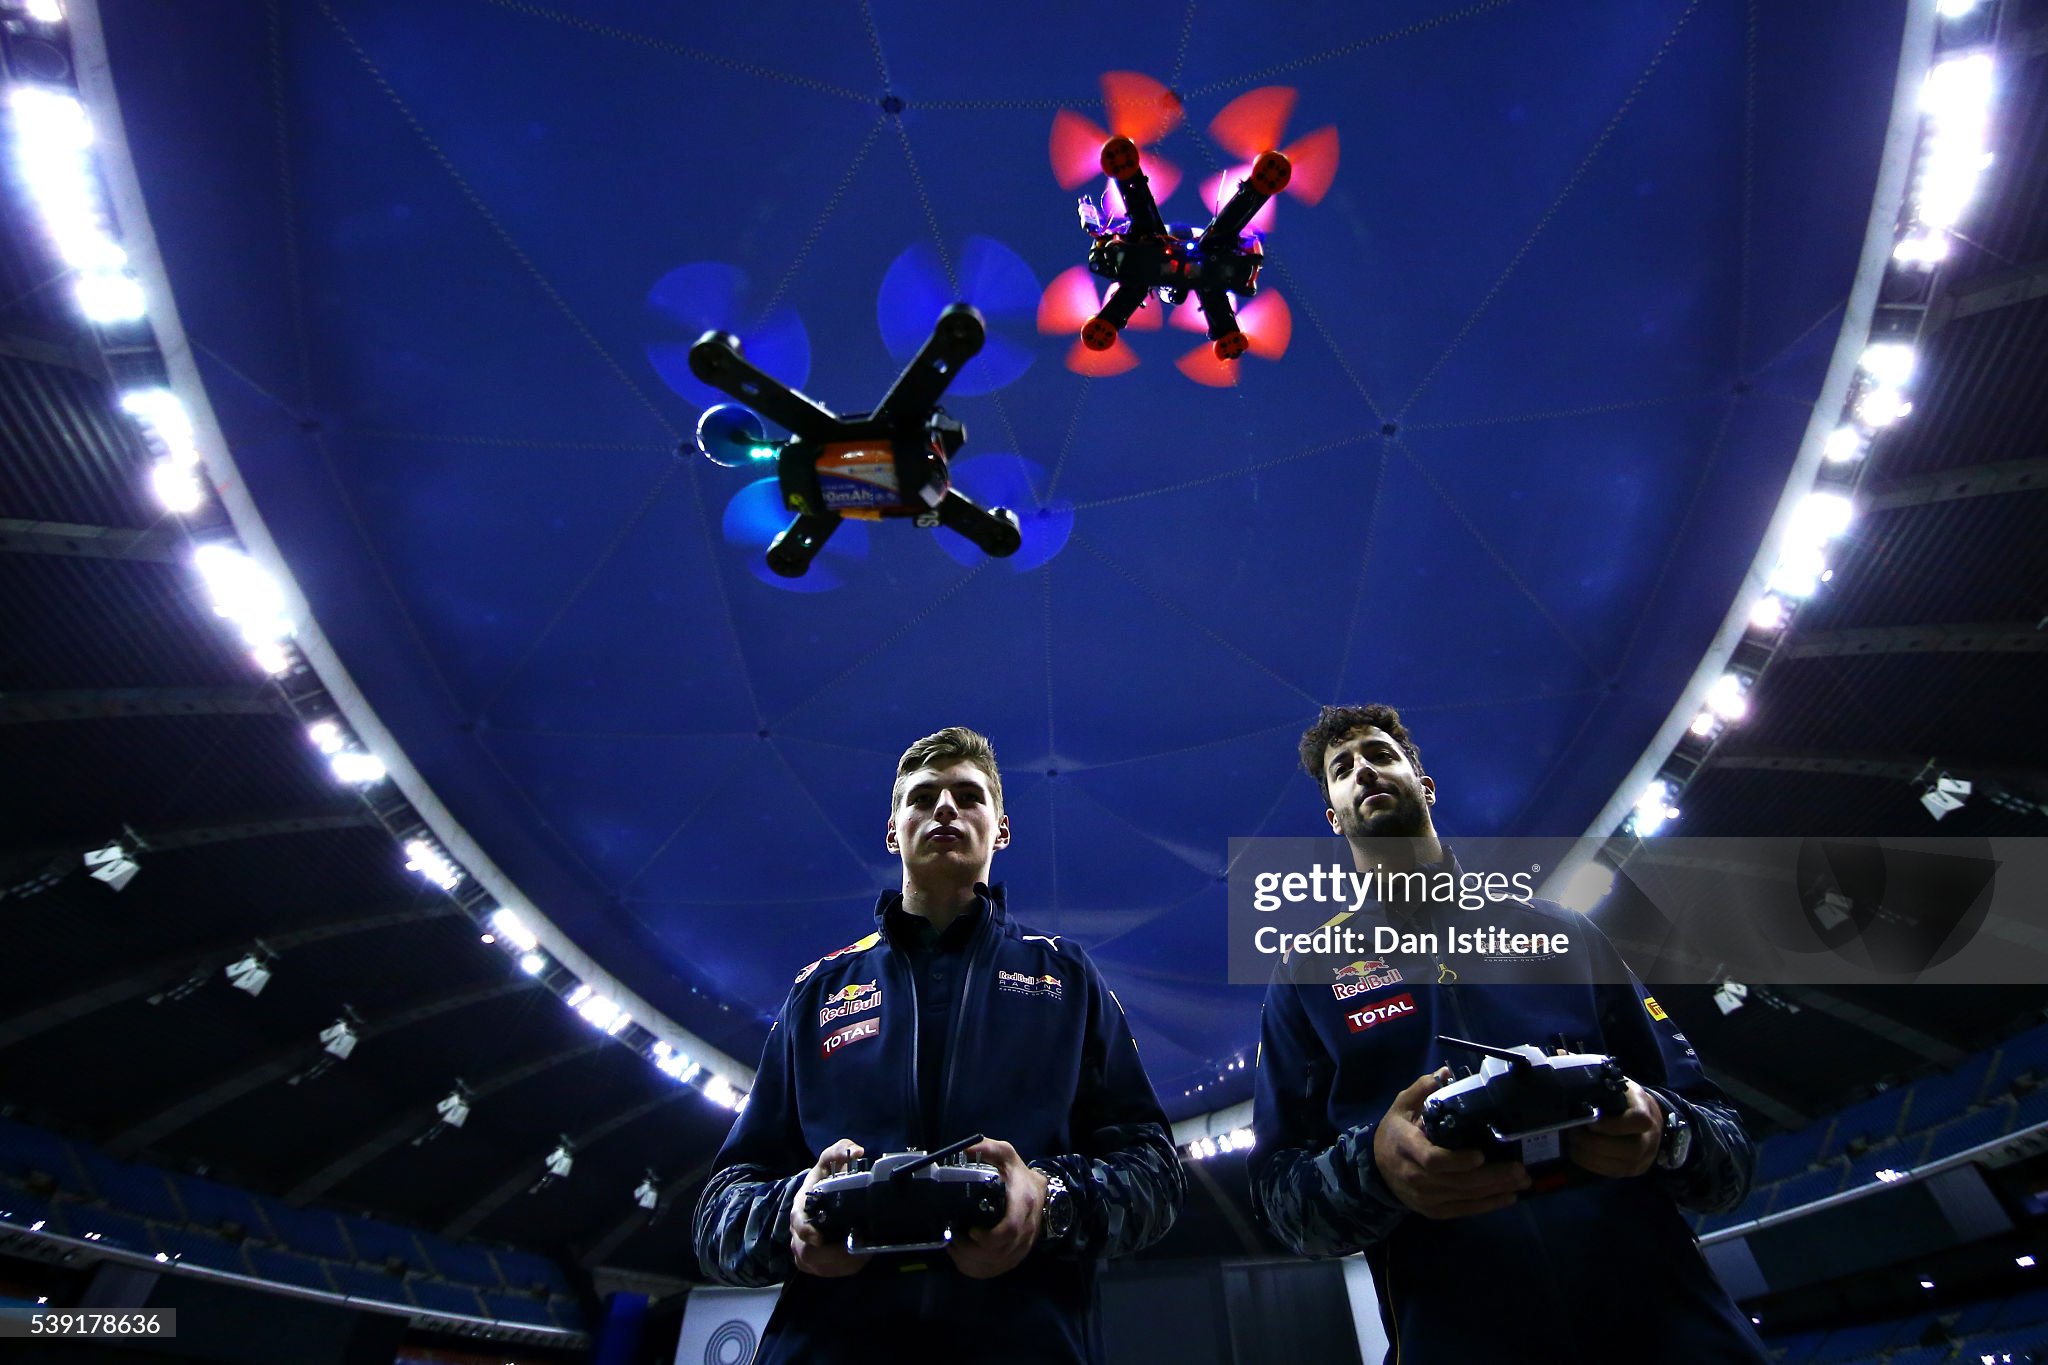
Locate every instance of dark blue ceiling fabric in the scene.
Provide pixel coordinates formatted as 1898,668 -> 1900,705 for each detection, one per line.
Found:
101,0 -> 1902,1112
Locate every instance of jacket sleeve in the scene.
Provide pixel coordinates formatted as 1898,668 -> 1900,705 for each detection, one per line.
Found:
1028,948 -> 1186,1260
1247,980 -> 1407,1256
1583,918 -> 1756,1214
691,999 -> 810,1286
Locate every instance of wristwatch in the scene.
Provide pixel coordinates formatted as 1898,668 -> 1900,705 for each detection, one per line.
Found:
1654,1096 -> 1693,1171
1040,1173 -> 1074,1244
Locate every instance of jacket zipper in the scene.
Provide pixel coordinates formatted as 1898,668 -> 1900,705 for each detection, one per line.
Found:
936,904 -> 996,1143
887,944 -> 924,1147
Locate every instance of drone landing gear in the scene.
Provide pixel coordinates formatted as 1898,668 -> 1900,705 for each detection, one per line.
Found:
688,304 -> 1021,578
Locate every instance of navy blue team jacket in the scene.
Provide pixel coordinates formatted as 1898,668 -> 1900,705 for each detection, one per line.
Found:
1250,877 -> 1771,1364
693,884 -> 1184,1365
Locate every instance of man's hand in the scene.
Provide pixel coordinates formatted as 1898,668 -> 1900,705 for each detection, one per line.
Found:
1371,1069 -> 1530,1220
948,1137 -> 1048,1279
789,1138 -> 868,1278
1566,1079 -> 1663,1179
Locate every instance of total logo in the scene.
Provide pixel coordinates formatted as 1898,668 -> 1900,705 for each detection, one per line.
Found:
1330,959 -> 1404,1001
1344,992 -> 1416,1033
818,981 -> 881,1026
820,1016 -> 879,1059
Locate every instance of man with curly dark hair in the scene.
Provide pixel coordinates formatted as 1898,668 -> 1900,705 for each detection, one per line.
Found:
1252,704 -> 1770,1363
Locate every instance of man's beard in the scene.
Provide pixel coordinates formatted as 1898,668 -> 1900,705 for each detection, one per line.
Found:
1336,789 -> 1427,840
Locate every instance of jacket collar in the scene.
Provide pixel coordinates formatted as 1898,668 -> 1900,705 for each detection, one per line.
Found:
872,881 -> 1008,931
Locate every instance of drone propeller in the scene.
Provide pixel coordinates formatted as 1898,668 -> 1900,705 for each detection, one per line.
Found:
1050,70 -> 1184,192
932,454 -> 1074,572
1036,266 -> 1139,377
877,236 -> 1037,396
1101,165 -> 1184,221
1208,86 -> 1340,204
644,261 -> 810,411
1200,87 -> 1340,231
720,477 -> 869,593
1175,291 -> 1292,387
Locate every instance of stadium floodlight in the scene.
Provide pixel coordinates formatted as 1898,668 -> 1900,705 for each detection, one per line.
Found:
192,544 -> 292,663
83,839 -> 139,891
544,1141 -> 573,1180
1705,673 -> 1750,723
634,1174 -> 659,1210
25,0 -> 64,23
518,951 -> 547,976
1821,427 -> 1866,464
224,952 -> 271,997
403,838 -> 463,891
704,1074 -> 742,1110
1749,594 -> 1788,632
1713,981 -> 1749,1015
488,907 -> 540,953
1630,780 -> 1679,838
319,1018 -> 358,1060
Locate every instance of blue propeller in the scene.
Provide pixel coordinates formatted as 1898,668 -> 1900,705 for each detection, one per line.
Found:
877,236 -> 1037,397
720,476 -> 869,593
933,454 -> 1073,571
645,261 -> 810,412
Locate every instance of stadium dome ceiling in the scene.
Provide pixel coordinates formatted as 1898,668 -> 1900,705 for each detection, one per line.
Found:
85,0 -> 1926,1109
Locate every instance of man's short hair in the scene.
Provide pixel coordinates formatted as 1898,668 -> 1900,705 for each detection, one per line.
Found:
893,726 -> 1004,814
1299,704 -> 1424,806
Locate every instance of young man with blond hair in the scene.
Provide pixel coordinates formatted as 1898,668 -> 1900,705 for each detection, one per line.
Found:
695,726 -> 1184,1363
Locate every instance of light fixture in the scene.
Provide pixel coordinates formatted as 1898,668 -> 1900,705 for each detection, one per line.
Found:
320,1018 -> 358,1060
518,951 -> 547,976
2018,1255 -> 2036,1268
83,839 -> 139,891
1921,773 -> 1971,820
1875,1168 -> 1907,1183
1919,1278 -> 1935,1290
403,838 -> 463,891
307,721 -> 344,754
192,544 -> 293,664
704,1074 -> 742,1110
1713,981 -> 1749,1015
1749,594 -> 1788,632
1705,673 -> 1750,723
1821,427 -> 1866,464
1631,780 -> 1679,838
436,1087 -> 470,1129
488,908 -> 539,953
7,86 -> 144,325
652,1040 -> 699,1082
24,0 -> 65,23
634,1173 -> 659,1210
224,952 -> 271,997
329,751 -> 386,785
544,1141 -> 573,1180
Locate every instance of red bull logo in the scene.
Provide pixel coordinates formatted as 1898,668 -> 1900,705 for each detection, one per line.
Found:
997,969 -> 1064,1000
1331,960 -> 1403,1001
818,980 -> 881,1026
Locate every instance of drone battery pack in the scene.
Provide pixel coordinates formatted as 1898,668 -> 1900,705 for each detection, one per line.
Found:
810,442 -> 902,511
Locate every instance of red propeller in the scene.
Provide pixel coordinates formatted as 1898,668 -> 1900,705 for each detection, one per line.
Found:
1199,86 -> 1340,229
1175,291 -> 1292,387
1050,71 -> 1184,194
1037,266 -> 1140,376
